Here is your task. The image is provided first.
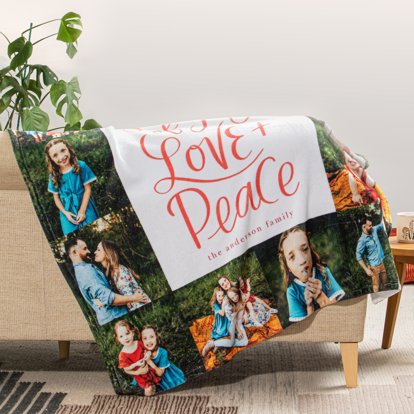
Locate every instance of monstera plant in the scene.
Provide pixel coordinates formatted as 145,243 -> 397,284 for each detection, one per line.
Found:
0,12 -> 100,131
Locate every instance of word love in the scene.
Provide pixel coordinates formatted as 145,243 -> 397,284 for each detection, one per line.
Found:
139,118 -> 269,194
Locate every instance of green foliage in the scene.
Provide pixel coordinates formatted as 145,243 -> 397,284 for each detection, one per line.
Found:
21,106 -> 49,130
0,13 -> 100,131
57,12 -> 82,57
8,36 -> 33,70
50,77 -> 82,126
25,64 -> 58,87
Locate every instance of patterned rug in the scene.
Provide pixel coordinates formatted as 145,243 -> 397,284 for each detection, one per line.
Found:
1,286 -> 414,414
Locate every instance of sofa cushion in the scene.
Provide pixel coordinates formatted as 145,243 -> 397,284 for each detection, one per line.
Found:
0,131 -> 27,191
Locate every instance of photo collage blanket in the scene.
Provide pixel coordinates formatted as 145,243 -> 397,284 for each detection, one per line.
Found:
9,115 -> 400,396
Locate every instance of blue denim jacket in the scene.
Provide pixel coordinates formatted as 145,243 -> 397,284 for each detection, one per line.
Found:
73,262 -> 128,325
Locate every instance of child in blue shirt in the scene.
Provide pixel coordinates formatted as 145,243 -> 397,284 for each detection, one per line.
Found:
209,287 -> 231,340
45,138 -> 99,235
278,226 -> 345,322
141,325 -> 186,392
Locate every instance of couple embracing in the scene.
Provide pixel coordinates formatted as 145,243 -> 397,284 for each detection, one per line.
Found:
202,275 -> 278,357
65,238 -> 151,325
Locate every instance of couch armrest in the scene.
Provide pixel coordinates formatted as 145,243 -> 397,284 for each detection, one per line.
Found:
269,295 -> 367,343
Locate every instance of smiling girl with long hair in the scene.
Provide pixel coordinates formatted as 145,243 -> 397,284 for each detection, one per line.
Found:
45,138 -> 99,235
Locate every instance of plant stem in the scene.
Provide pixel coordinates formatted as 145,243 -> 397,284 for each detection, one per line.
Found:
39,91 -> 50,105
0,32 -> 10,43
17,23 -> 33,130
33,33 -> 58,46
5,106 -> 16,129
47,126 -> 65,132
21,19 -> 60,35
22,23 -> 33,80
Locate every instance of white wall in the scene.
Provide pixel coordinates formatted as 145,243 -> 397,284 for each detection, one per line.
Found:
1,0 -> 413,224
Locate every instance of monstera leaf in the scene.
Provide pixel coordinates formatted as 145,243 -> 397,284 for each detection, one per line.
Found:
50,77 -> 82,127
57,12 -> 82,58
21,106 -> 50,131
0,75 -> 35,109
82,118 -> 102,130
7,36 -> 33,70
25,65 -> 58,87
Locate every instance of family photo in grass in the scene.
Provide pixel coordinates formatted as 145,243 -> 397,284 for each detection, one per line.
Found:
175,251 -> 283,371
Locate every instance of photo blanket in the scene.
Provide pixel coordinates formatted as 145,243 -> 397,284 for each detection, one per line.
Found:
9,116 -> 400,396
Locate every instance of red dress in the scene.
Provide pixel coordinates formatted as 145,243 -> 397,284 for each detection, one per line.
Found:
118,340 -> 160,389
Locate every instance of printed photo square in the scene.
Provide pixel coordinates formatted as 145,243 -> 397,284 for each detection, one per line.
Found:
10,129 -> 132,240
336,204 -> 400,294
95,294 -> 205,396
253,212 -> 349,325
174,250 -> 282,372
49,208 -> 172,329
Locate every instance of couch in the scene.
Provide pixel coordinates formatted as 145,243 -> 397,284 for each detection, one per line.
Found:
0,130 -> 369,388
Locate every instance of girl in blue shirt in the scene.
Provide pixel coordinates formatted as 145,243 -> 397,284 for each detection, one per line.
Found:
278,226 -> 345,322
45,138 -> 99,235
141,325 -> 186,392
209,287 -> 231,340
202,287 -> 249,357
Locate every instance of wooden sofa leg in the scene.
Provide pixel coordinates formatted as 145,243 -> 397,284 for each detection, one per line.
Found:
382,260 -> 406,349
339,342 -> 358,388
58,341 -> 70,360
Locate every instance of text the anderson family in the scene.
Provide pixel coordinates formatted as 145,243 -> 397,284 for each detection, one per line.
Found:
208,210 -> 294,261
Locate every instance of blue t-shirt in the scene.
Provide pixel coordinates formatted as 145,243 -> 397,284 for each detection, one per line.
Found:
356,224 -> 385,267
152,347 -> 185,391
287,266 -> 345,322
73,262 -> 128,325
